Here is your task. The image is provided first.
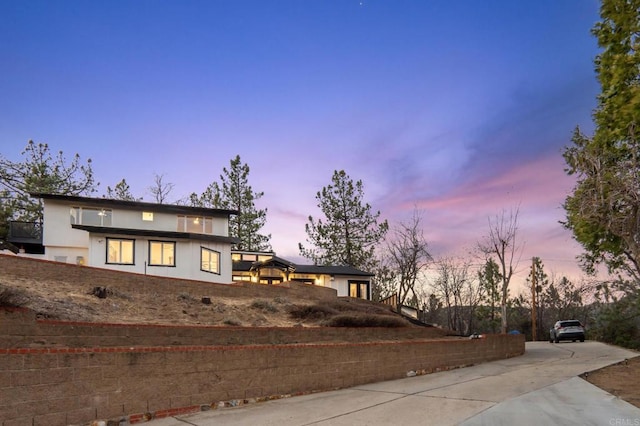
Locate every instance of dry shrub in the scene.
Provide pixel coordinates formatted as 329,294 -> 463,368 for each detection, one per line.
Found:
223,317 -> 242,326
288,304 -> 339,320
177,292 -> 198,303
273,296 -> 290,304
0,284 -> 26,308
251,299 -> 278,313
321,314 -> 409,328
325,298 -> 397,316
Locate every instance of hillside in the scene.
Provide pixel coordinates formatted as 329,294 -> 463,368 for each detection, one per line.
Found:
1,254 -> 639,410
0,254 -> 417,328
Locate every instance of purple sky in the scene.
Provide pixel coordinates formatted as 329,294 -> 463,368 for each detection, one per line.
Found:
1,1 -> 602,290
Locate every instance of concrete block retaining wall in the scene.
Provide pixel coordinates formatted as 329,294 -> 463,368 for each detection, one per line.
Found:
0,308 -> 524,426
0,255 -> 525,425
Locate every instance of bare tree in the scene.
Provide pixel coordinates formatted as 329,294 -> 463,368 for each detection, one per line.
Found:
462,268 -> 484,335
431,256 -> 473,333
478,207 -> 522,333
386,209 -> 432,310
148,173 -> 174,204
370,252 -> 397,302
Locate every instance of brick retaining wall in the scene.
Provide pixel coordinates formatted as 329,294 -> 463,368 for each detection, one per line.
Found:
0,308 -> 448,349
0,308 -> 524,426
0,255 -> 525,425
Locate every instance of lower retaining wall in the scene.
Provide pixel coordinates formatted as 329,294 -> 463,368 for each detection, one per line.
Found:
0,306 -> 524,426
0,335 -> 524,426
0,308 -> 448,349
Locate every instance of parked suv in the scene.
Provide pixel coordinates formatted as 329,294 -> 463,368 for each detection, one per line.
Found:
549,320 -> 585,343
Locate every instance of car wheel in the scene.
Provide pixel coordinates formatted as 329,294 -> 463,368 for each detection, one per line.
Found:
572,340 -> 576,342
580,338 -> 585,342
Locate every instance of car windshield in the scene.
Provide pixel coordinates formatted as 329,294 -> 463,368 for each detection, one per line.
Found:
560,321 -> 582,327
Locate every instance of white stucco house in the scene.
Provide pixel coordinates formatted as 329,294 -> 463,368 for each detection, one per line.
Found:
231,251 -> 373,299
12,193 -> 239,283
5,193 -> 374,298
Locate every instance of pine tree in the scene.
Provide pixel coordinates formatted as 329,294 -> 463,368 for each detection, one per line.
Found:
106,179 -> 140,201
191,155 -> 270,251
0,141 -> 96,237
563,0 -> 640,281
477,258 -> 502,334
299,170 -> 388,271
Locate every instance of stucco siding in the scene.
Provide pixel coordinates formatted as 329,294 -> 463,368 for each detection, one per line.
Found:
85,235 -> 233,283
38,196 -> 234,284
42,200 -> 89,249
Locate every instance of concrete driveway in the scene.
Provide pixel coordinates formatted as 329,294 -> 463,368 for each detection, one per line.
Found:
148,341 -> 639,426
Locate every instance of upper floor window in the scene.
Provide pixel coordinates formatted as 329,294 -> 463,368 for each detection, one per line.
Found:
177,215 -> 213,234
71,207 -> 112,226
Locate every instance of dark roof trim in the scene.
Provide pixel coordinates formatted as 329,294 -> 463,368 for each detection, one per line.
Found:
250,256 -> 297,273
293,264 -> 374,276
232,259 -> 373,276
31,193 -> 238,217
71,225 -> 240,244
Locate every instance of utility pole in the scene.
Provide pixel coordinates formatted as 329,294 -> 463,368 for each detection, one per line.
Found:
531,257 -> 537,341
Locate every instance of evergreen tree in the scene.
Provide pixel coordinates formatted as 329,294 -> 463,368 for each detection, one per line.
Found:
0,141 -> 96,237
563,0 -> 640,350
106,178 -> 140,201
0,194 -> 12,240
299,170 -> 388,271
563,0 -> 640,281
526,257 -> 549,339
191,155 -> 270,251
477,258 -> 502,333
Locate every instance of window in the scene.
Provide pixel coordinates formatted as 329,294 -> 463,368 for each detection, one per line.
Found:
149,241 -> 175,266
177,215 -> 213,234
233,275 -> 252,282
142,212 -> 154,221
107,238 -> 134,264
201,247 -> 220,274
259,278 -> 281,285
349,281 -> 369,299
70,207 -> 112,226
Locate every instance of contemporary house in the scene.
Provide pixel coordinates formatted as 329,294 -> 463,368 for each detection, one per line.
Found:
8,193 -> 239,283
4,193 -> 374,298
231,251 -> 373,299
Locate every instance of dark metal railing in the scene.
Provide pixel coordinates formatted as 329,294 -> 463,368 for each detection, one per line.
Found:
7,221 -> 43,244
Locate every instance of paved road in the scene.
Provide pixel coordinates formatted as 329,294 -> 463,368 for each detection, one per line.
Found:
149,341 -> 639,426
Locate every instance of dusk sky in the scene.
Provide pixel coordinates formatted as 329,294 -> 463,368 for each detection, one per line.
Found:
1,1 -> 603,292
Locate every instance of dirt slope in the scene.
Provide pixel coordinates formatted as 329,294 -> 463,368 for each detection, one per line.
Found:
0,254 -> 409,328
1,254 -> 637,408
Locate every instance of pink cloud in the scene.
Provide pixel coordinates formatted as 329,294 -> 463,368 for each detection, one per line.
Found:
388,153 -> 585,288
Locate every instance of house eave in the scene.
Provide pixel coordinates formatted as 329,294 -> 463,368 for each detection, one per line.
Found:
31,193 -> 239,217
71,224 -> 240,245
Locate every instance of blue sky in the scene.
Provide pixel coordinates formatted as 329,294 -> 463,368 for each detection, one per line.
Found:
1,1 -> 602,288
